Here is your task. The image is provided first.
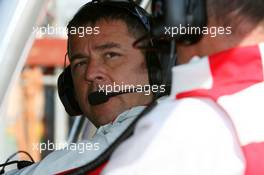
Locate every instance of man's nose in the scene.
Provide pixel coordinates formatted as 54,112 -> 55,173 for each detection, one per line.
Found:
85,59 -> 105,83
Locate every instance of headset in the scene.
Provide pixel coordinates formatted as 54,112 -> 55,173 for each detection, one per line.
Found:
58,0 -> 171,116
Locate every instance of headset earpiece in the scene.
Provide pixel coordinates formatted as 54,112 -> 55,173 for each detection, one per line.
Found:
152,0 -> 207,44
57,66 -> 82,116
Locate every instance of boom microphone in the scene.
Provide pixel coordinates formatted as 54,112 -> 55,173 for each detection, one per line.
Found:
88,89 -> 134,106
88,86 -> 153,106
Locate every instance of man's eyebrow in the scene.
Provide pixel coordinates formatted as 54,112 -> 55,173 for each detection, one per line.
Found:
69,42 -> 122,61
69,53 -> 88,62
93,42 -> 122,51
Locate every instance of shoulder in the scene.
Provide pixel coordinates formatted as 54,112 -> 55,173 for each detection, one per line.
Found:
137,97 -> 233,133
103,98 -> 245,175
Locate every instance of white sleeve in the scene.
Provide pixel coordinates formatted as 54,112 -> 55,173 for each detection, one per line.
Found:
102,98 -> 245,175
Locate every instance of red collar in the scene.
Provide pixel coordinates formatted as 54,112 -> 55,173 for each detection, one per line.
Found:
176,44 -> 264,100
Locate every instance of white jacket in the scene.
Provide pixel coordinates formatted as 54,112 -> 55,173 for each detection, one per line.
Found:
103,43 -> 264,175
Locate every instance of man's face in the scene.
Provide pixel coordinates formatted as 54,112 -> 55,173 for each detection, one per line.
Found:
68,20 -> 153,127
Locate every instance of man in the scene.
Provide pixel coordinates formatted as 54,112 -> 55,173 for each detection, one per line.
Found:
5,1 -> 162,174
102,0 -> 264,174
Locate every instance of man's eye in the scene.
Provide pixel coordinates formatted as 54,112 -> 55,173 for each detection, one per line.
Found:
74,61 -> 86,68
104,52 -> 121,59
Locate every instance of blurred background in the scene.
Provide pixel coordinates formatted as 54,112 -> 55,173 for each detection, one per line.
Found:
0,0 -> 93,163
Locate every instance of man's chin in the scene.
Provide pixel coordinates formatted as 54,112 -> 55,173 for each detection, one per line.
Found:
85,97 -> 124,126
88,107 -> 118,127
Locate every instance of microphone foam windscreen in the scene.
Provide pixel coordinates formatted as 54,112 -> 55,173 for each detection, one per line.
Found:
88,91 -> 110,105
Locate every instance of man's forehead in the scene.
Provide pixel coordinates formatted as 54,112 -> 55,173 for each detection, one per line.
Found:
70,20 -> 132,41
71,19 -> 130,39
69,20 -> 134,44
69,37 -> 126,52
